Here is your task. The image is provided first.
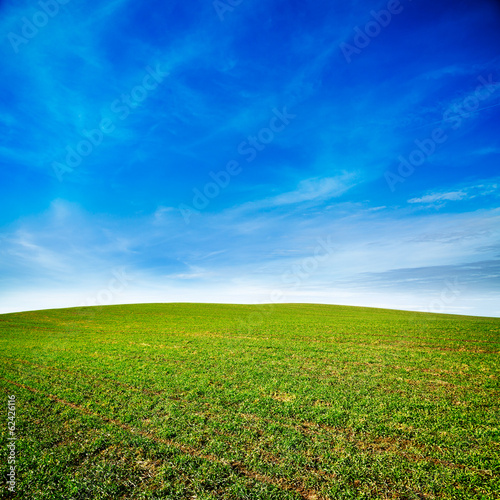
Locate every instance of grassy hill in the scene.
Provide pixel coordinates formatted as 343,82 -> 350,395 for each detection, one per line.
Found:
1,303 -> 499,499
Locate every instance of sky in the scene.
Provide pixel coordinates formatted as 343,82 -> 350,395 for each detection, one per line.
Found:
0,0 -> 499,317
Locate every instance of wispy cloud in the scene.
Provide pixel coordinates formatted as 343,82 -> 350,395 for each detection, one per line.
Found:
232,174 -> 357,213
408,179 -> 499,205
408,191 -> 468,204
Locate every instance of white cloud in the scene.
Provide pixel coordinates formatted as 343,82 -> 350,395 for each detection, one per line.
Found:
231,174 -> 357,213
408,179 -> 499,205
1,197 -> 500,317
408,191 -> 468,204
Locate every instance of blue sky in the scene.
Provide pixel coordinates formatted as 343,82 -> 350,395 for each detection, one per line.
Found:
1,0 -> 499,316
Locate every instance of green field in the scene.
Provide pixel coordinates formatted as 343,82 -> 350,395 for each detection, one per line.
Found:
1,303 -> 499,499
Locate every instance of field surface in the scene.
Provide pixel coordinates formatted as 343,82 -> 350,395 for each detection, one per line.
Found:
0,303 -> 499,499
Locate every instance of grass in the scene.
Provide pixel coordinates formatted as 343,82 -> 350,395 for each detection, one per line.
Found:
0,302 -> 499,499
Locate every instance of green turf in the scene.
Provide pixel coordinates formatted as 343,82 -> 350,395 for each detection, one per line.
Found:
0,303 -> 499,499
